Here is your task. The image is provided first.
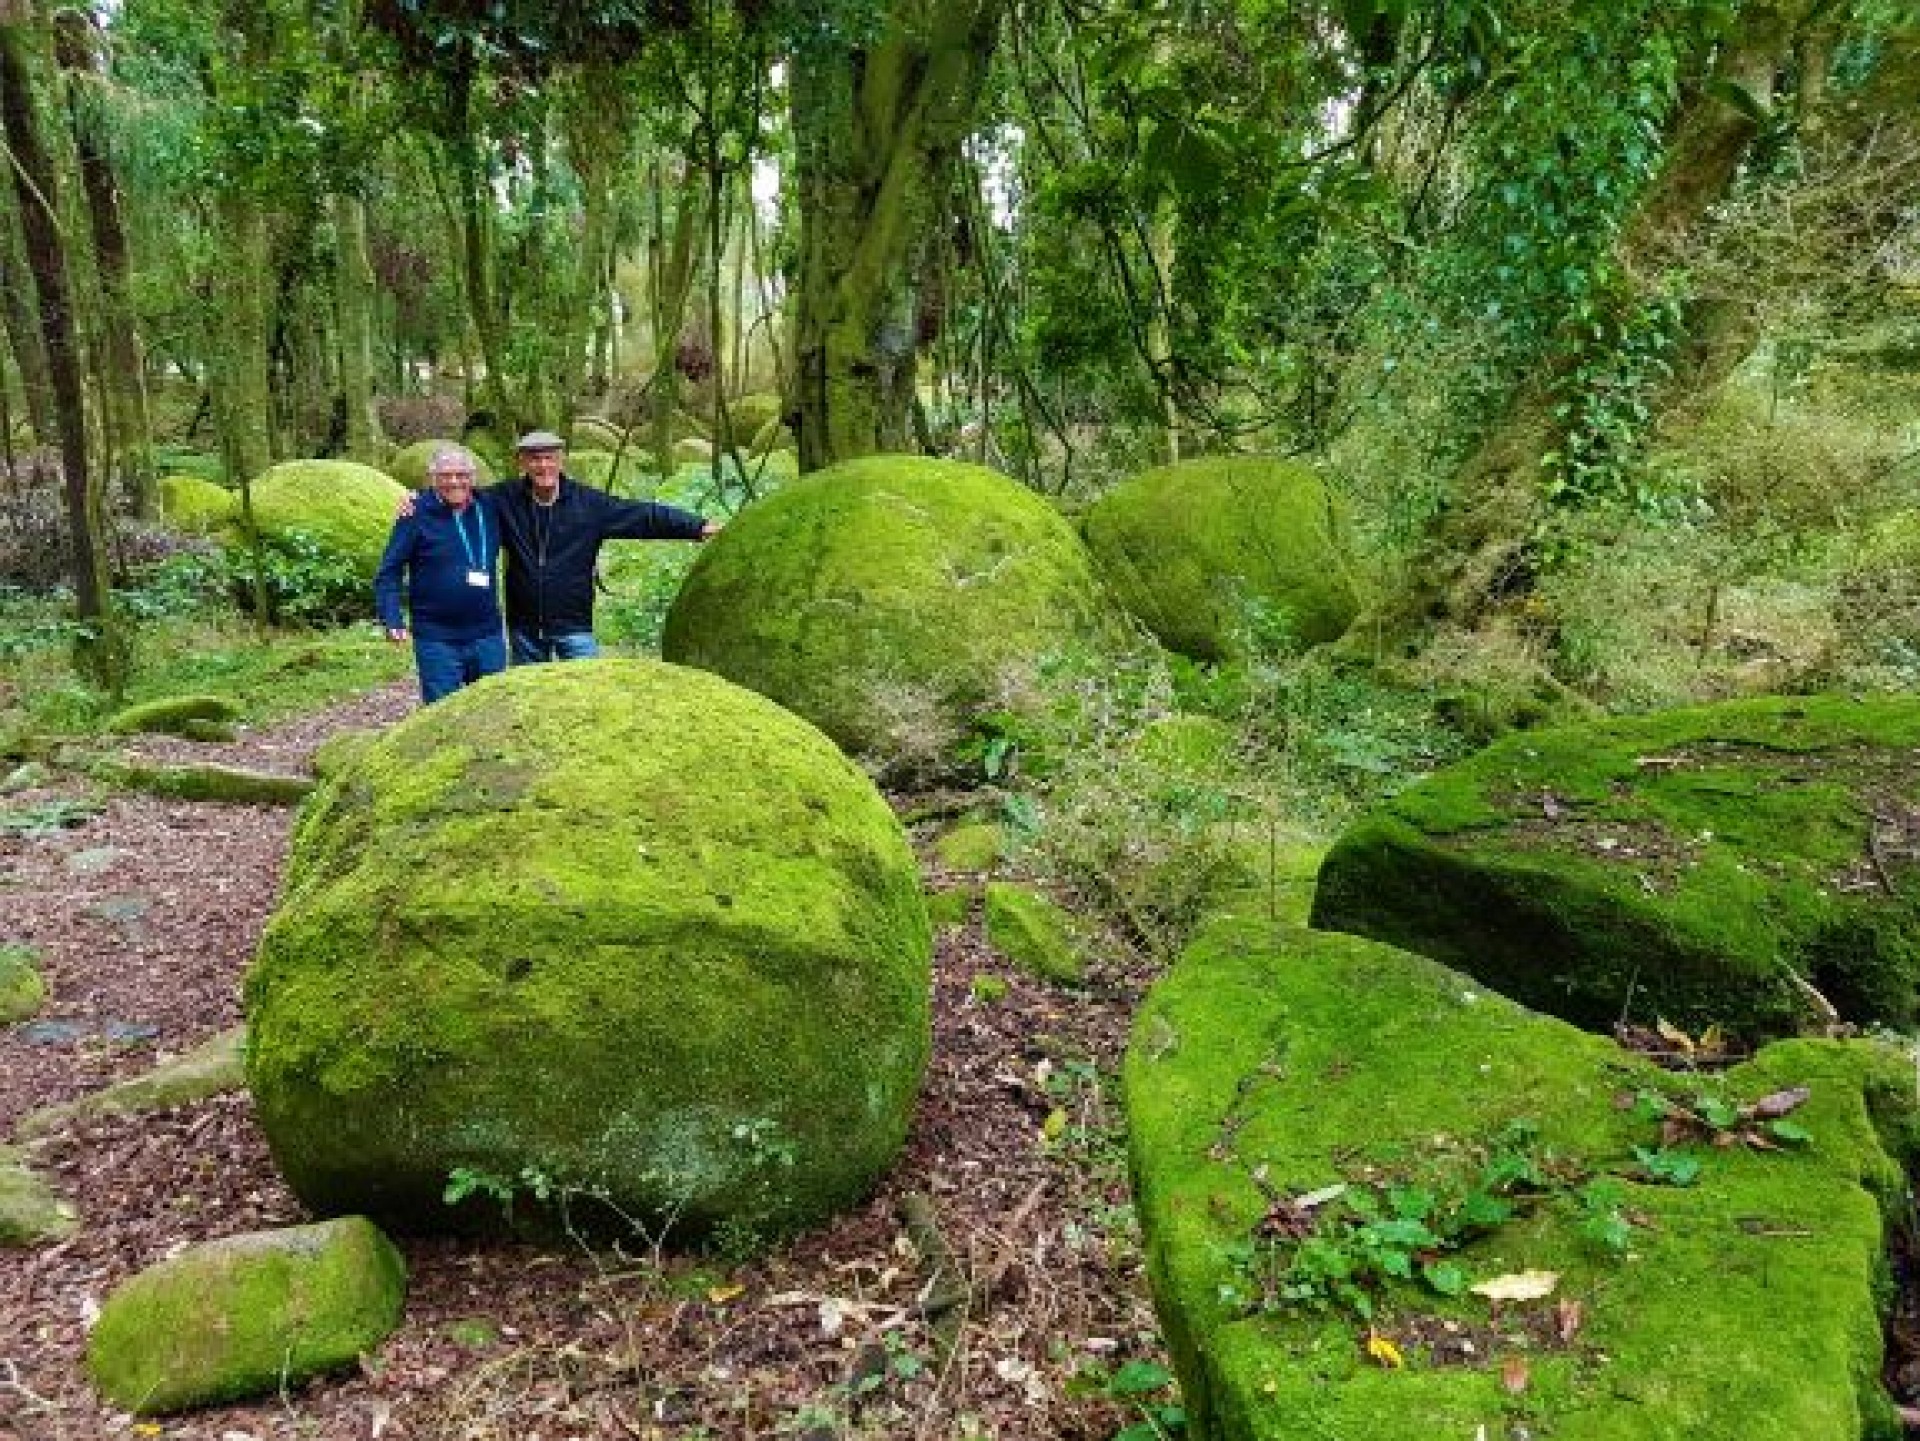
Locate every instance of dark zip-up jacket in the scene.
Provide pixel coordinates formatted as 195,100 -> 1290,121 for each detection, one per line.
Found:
373,492 -> 503,643
486,475 -> 707,637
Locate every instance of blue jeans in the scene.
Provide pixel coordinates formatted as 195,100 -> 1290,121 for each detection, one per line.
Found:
414,632 -> 506,703
509,627 -> 600,664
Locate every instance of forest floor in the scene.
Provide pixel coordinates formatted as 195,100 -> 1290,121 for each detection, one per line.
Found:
0,683 -> 1171,1441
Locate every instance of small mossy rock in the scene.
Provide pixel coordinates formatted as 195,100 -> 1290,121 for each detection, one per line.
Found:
158,474 -> 236,533
1126,918 -> 1910,1441
86,1216 -> 406,1415
726,392 -> 785,444
245,661 -> 931,1243
106,693 -> 241,736
1082,456 -> 1359,660
751,419 -> 797,456
1311,693 -> 1920,1039
923,886 -> 972,929
983,882 -> 1089,986
934,820 -> 1003,873
0,1145 -> 78,1245
662,455 -> 1123,777
0,943 -> 47,1022
567,448 -> 650,496
383,439 -> 497,493
19,1026 -> 246,1139
178,718 -> 237,743
673,436 -> 714,465
569,416 -> 624,452
95,759 -> 312,805
244,459 -> 408,578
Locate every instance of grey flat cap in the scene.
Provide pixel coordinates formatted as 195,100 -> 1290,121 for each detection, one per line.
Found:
515,429 -> 566,452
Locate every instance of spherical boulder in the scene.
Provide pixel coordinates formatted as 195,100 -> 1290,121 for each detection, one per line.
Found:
243,459 -> 407,578
158,474 -> 235,533
1082,456 -> 1359,660
569,415 -> 624,452
245,661 -> 930,1245
661,455 -> 1122,776
384,439 -> 496,493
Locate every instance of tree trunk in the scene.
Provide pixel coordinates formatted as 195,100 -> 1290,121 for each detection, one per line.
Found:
790,0 -> 1007,471
332,192 -> 383,461
645,154 -> 707,471
205,193 -> 275,486
0,199 -> 57,442
54,8 -> 154,516
0,8 -> 123,688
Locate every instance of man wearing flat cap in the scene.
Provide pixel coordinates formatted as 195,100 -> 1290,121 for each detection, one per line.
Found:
408,429 -> 720,662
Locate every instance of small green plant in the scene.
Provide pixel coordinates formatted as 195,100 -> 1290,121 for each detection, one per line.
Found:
1065,1357 -> 1186,1440
0,798 -> 104,836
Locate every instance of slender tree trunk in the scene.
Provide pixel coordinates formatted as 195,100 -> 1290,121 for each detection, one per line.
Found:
646,155 -> 707,470
0,201 -> 57,442
790,0 -> 1007,471
0,8 -> 123,688
205,194 -> 274,485
54,8 -> 153,516
333,192 -> 383,460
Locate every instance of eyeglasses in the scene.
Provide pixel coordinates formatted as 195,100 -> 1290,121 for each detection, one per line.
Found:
433,472 -> 476,482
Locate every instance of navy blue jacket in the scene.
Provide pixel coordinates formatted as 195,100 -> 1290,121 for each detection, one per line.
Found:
488,475 -> 706,637
372,492 -> 503,643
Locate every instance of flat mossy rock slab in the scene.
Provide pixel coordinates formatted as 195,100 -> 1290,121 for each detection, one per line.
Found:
18,1026 -> 246,1139
246,661 -> 931,1243
0,1145 -> 78,1245
662,455 -> 1122,778
94,758 -> 312,805
384,439 -> 497,492
244,459 -> 407,577
106,693 -> 241,736
1311,694 -> 1920,1039
158,474 -> 236,533
0,943 -> 47,1023
86,1216 -> 406,1415
1126,919 -> 1911,1441
983,882 -> 1090,985
1082,457 -> 1359,661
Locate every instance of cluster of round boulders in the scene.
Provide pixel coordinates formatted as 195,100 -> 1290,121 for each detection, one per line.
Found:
1082,455 -> 1359,660
662,454 -> 1122,777
245,661 -> 931,1245
383,438 -> 497,492
244,459 -> 406,577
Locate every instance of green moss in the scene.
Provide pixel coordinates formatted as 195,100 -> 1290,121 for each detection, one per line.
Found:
984,882 -> 1089,986
1313,693 -> 1920,1038
246,661 -> 931,1246
312,729 -> 378,781
105,693 -> 240,736
1082,456 -> 1360,661
923,885 -> 972,929
0,1145 -> 77,1245
674,437 -> 714,466
157,474 -> 236,533
18,1027 -> 246,1139
95,759 -> 312,805
384,439 -> 497,492
934,820 -> 1003,873
569,416 -> 624,452
567,448 -> 653,496
242,459 -> 408,578
0,942 -> 46,1023
727,392 -> 785,442
86,1216 -> 406,1415
662,455 -> 1125,778
1127,920 -> 1907,1441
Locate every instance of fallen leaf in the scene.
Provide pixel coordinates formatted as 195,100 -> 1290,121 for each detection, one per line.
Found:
1743,1086 -> 1810,1121
1654,1018 -> 1694,1054
1470,1270 -> 1560,1303
1364,1331 -> 1404,1369
706,1283 -> 745,1305
1294,1182 -> 1348,1210
1501,1355 -> 1530,1394
1698,1023 -> 1726,1056
1555,1297 -> 1585,1343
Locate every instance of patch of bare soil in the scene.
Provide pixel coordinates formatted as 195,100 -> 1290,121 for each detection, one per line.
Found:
0,684 -> 1167,1440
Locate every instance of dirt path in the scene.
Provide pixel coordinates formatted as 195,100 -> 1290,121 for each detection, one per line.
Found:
0,684 -> 1167,1440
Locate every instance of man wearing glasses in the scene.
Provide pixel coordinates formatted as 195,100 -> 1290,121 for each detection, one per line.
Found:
373,443 -> 506,703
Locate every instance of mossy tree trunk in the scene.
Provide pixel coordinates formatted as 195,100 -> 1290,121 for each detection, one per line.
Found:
0,199 -> 57,443
0,4 -> 124,689
333,192 -> 383,462
645,154 -> 707,471
789,0 -> 1007,472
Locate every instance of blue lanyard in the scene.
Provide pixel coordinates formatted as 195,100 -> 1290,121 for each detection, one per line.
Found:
449,502 -> 486,573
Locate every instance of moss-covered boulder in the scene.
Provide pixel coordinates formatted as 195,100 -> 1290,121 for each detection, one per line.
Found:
0,1146 -> 77,1245
567,447 -> 651,496
158,474 -> 236,533
86,1216 -> 406,1415
726,392 -> 785,444
1082,457 -> 1359,660
1127,918 -> 1911,1441
1311,693 -> 1920,1039
0,942 -> 46,1022
983,882 -> 1090,985
93,758 -> 313,805
569,416 -> 625,452
245,661 -> 930,1243
384,439 -> 496,493
244,459 -> 408,578
106,693 -> 240,736
662,455 -> 1123,777
933,819 -> 1003,873
674,436 -> 714,465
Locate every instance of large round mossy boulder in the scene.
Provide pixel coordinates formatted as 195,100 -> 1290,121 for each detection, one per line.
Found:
569,415 -> 625,451
661,455 -> 1123,776
245,660 -> 931,1244
157,474 -> 236,533
384,439 -> 497,492
1312,693 -> 1920,1040
243,460 -> 407,577
1127,918 -> 1912,1441
1082,456 -> 1359,660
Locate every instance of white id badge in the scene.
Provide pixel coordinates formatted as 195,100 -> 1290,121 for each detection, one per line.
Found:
466,570 -> 490,588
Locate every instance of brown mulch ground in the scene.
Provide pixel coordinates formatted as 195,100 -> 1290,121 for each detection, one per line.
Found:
0,684 -> 1169,1441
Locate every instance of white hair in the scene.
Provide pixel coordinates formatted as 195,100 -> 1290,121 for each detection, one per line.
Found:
427,444 -> 477,476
